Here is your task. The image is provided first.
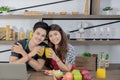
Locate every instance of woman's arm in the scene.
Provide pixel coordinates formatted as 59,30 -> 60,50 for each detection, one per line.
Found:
51,44 -> 77,71
55,56 -> 72,71
49,48 -> 72,71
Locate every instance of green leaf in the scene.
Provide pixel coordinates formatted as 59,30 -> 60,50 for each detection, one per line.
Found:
82,52 -> 92,57
103,7 -> 113,11
0,6 -> 10,12
105,54 -> 109,60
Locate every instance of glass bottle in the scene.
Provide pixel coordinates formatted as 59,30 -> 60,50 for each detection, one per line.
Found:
96,52 -> 106,79
5,25 -> 10,40
19,27 -> 25,40
12,26 -> 18,41
29,31 -> 33,39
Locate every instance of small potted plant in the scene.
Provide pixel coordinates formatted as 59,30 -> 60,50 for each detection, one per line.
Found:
103,7 -> 113,15
0,6 -> 10,15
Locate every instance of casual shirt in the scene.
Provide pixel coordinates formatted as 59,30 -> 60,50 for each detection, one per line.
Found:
50,44 -> 78,70
10,39 -> 48,71
65,44 -> 78,64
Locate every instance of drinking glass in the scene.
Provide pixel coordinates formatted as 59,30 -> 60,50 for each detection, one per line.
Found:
96,68 -> 106,79
99,27 -> 104,41
106,27 -> 111,41
45,48 -> 52,58
38,47 -> 45,56
92,28 -> 97,41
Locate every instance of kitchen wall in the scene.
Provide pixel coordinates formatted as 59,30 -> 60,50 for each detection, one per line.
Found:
100,0 -> 120,15
0,0 -> 120,64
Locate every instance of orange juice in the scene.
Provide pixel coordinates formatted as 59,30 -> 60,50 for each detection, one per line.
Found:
96,68 -> 106,79
38,47 -> 45,56
45,48 -> 51,58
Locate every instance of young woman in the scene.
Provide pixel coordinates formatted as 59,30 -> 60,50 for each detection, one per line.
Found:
46,24 -> 78,71
9,21 -> 49,71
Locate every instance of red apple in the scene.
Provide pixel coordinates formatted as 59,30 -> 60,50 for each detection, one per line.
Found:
63,72 -> 73,80
56,76 -> 63,80
82,73 -> 92,80
80,69 -> 92,80
80,69 -> 90,75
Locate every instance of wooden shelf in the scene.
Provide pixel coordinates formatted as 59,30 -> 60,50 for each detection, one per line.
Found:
1,40 -> 120,45
43,15 -> 120,20
0,40 -> 14,45
0,15 -> 43,19
0,15 -> 120,20
69,40 -> 120,45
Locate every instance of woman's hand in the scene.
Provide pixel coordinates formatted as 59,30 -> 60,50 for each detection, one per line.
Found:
49,48 -> 60,61
12,42 -> 26,56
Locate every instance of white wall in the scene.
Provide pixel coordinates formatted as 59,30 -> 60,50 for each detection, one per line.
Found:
100,0 -> 120,15
0,0 -> 90,14
0,45 -> 11,61
0,0 -> 120,64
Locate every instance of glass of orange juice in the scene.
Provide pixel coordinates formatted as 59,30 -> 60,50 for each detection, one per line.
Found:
45,48 -> 51,58
38,47 -> 45,56
96,68 -> 106,79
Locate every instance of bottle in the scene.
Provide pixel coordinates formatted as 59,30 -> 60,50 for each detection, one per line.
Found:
78,21 -> 84,41
10,29 -> 13,40
12,26 -> 18,41
84,0 -> 89,15
20,32 -> 25,40
13,31 -> 18,41
29,31 -> 33,39
26,29 -> 30,39
97,52 -> 106,79
5,25 -> 10,40
19,27 -> 25,40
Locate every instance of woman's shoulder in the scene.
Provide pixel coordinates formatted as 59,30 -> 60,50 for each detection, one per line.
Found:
67,43 -> 77,55
67,43 -> 74,49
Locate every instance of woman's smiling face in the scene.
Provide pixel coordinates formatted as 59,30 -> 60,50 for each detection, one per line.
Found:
48,30 -> 62,45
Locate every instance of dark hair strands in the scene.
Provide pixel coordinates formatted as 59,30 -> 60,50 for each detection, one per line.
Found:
48,24 -> 68,60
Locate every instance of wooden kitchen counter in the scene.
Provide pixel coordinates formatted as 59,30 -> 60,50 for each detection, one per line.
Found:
28,71 -> 53,80
28,70 -> 120,80
91,70 -> 120,80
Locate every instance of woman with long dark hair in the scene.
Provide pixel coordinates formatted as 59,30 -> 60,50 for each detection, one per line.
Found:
46,24 -> 77,71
